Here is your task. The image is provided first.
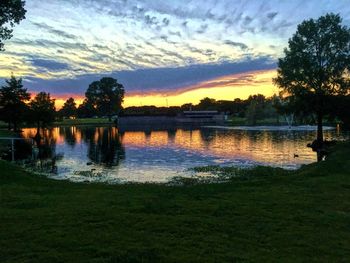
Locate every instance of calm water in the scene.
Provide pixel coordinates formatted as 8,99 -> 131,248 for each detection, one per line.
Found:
12,125 -> 348,183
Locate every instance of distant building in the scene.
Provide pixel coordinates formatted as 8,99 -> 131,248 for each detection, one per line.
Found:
177,111 -> 226,123
117,110 -> 227,128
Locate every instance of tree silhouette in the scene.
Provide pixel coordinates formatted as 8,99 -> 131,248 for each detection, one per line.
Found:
245,95 -> 266,125
0,75 -> 30,131
85,77 -> 125,121
0,0 -> 26,51
77,99 -> 96,118
197,97 -> 217,110
29,92 -> 56,134
274,13 -> 350,157
60,97 -> 77,118
85,127 -> 125,167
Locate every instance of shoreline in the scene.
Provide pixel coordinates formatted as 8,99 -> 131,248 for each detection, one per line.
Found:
1,141 -> 350,261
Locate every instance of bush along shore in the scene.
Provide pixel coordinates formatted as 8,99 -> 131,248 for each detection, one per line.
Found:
1,141 -> 350,262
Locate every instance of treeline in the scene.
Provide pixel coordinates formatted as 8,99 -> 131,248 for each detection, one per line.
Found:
63,95 -> 280,124
120,95 -> 350,127
121,95 -> 284,125
59,94 -> 350,128
2,75 -> 349,130
0,76 -> 124,131
0,76 -> 56,132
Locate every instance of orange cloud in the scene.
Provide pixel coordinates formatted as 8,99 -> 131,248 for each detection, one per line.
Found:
50,69 -> 278,109
123,69 -> 278,107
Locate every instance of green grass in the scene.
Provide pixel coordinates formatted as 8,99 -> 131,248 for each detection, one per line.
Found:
0,121 -> 8,129
1,142 -> 350,262
228,117 -> 287,126
227,117 -> 247,125
0,130 -> 13,137
53,118 -> 114,126
0,129 -> 17,153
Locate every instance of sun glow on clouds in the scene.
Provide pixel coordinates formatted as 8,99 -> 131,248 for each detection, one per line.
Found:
124,69 -> 278,107
52,69 -> 277,109
1,0 -> 350,107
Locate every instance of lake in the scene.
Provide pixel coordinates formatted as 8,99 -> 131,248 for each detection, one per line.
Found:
10,125 -> 349,183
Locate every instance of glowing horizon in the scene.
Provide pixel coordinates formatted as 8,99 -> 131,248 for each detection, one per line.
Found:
50,69 -> 278,109
1,1 -> 349,108
122,69 -> 278,107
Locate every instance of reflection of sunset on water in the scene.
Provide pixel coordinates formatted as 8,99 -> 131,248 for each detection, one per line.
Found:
119,128 -> 319,165
21,126 -> 344,166
20,126 -> 348,183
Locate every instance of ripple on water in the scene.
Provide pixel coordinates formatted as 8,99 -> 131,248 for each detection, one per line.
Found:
12,126 -> 349,183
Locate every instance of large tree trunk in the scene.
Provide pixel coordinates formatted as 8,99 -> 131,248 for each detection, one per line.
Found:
316,112 -> 323,162
317,112 -> 323,144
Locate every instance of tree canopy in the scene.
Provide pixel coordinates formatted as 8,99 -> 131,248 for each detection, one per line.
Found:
85,77 -> 125,120
0,0 -> 26,50
0,75 -> 30,131
29,92 -> 56,132
60,97 -> 77,118
274,13 -> 350,147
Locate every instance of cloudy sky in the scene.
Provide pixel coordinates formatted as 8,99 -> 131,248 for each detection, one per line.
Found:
1,0 -> 350,107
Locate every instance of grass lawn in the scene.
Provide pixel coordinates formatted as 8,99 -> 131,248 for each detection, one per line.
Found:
227,117 -> 339,127
0,129 -> 18,153
228,117 -> 289,126
1,142 -> 350,262
0,130 -> 14,137
53,118 -> 114,126
0,121 -> 8,129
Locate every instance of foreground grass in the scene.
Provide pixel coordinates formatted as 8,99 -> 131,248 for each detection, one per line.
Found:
1,142 -> 350,262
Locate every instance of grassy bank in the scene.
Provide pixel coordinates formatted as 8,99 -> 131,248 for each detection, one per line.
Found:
1,142 -> 350,262
53,118 -> 114,126
227,117 -> 339,126
0,130 -> 15,137
0,129 -> 18,153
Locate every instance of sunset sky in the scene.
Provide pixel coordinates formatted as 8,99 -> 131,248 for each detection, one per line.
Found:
1,0 -> 350,108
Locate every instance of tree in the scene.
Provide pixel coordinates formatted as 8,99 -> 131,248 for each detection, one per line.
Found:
197,97 -> 217,110
77,99 -> 96,118
85,77 -> 125,121
0,0 -> 26,51
0,75 -> 30,131
274,13 -> 350,155
245,94 -> 266,125
60,97 -> 77,118
181,103 -> 193,111
29,92 -> 56,134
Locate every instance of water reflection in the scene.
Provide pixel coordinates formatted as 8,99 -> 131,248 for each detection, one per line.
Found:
22,126 -> 125,169
14,125 -> 349,183
59,126 -> 79,147
84,127 -> 125,166
35,130 -> 60,173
